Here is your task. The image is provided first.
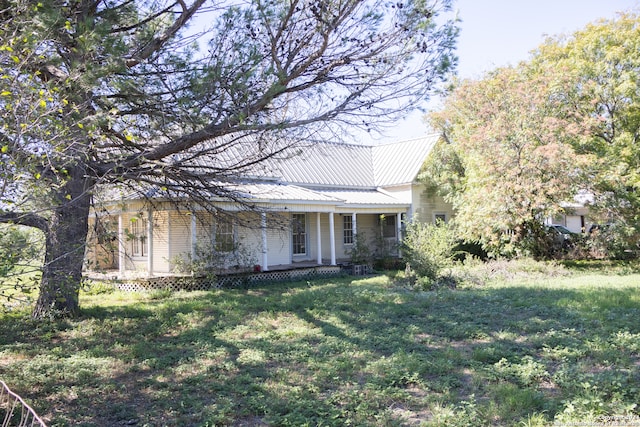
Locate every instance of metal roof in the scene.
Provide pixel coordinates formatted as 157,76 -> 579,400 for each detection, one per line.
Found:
224,182 -> 343,203
269,142 -> 374,188
268,133 -> 440,188
98,133 -> 439,207
372,134 -> 439,186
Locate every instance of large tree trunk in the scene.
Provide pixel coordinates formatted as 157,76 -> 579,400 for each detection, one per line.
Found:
32,172 -> 93,319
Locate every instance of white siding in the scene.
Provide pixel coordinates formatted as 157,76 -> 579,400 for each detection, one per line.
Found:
168,211 -> 192,271
266,215 -> 292,266
151,211 -> 171,273
411,184 -> 455,224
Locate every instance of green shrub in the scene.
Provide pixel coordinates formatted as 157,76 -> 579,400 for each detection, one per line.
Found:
402,221 -> 458,284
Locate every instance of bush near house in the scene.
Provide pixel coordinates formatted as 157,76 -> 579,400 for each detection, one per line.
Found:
401,221 -> 459,288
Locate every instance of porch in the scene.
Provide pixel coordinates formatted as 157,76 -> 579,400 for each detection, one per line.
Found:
87,206 -> 407,278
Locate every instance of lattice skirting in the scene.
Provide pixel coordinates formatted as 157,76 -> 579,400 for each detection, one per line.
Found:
107,266 -> 343,292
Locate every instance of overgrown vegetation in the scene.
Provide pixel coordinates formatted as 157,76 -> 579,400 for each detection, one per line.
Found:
402,221 -> 458,289
0,225 -> 43,307
1,261 -> 638,426
424,13 -> 640,259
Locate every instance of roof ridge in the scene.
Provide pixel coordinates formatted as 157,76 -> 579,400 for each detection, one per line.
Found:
371,131 -> 442,148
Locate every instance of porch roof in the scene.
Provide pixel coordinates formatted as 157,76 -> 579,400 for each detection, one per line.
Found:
317,189 -> 407,206
226,181 -> 343,203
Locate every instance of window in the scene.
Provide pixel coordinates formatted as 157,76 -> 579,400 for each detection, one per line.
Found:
434,213 -> 447,225
129,217 -> 147,257
292,213 -> 306,255
215,221 -> 234,252
343,215 -> 353,245
381,215 -> 396,238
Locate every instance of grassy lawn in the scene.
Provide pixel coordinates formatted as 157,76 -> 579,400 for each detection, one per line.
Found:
0,261 -> 639,426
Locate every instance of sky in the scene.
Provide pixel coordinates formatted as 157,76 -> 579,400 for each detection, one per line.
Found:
367,0 -> 640,143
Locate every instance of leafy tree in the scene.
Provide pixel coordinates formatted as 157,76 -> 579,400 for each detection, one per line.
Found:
425,66 -> 589,257
0,0 -> 458,318
0,225 -> 42,277
532,12 -> 640,253
0,225 -> 43,307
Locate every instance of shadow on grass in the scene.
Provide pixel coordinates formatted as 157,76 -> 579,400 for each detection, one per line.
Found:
0,277 -> 638,426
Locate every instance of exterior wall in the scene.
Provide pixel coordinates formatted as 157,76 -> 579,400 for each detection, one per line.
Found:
549,207 -> 591,234
380,184 -> 412,204
410,183 -> 455,225
265,222 -> 291,267
167,211 -> 192,271
151,211 -> 170,273
86,216 -> 119,270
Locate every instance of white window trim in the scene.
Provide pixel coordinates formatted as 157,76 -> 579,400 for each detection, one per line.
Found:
213,219 -> 235,253
343,215 -> 353,245
129,217 -> 148,259
292,213 -> 307,256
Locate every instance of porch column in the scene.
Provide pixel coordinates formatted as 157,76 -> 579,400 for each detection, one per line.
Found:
147,208 -> 154,277
261,212 -> 269,271
352,213 -> 357,241
397,212 -> 403,258
118,214 -> 125,275
329,212 -> 336,265
316,212 -> 322,265
191,212 -> 197,260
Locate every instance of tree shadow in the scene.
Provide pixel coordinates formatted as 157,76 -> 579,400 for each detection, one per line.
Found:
0,279 -> 638,425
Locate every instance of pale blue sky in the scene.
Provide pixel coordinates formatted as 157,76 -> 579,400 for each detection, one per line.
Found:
456,0 -> 639,78
370,0 -> 640,143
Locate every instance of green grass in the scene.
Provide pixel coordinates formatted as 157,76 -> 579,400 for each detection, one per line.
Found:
0,261 -> 639,426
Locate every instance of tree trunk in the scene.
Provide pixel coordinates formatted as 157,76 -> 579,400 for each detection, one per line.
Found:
32,173 -> 92,319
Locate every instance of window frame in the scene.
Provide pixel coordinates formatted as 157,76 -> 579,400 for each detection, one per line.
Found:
129,217 -> 147,258
343,215 -> 353,245
214,220 -> 235,253
292,213 -> 307,256
381,215 -> 396,238
433,212 -> 447,225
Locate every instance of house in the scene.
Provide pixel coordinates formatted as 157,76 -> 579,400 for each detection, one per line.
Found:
86,133 -> 454,278
545,190 -> 594,234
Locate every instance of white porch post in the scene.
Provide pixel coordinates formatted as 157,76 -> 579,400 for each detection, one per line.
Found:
352,213 -> 357,241
316,212 -> 322,265
397,212 -> 403,258
118,214 -> 125,276
329,212 -> 336,265
191,212 -> 197,260
147,208 -> 154,277
261,212 -> 269,271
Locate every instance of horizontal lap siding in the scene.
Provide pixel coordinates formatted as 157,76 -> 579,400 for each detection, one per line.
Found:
356,215 -> 379,250
412,185 -> 455,224
266,214 -> 292,267
152,211 -> 170,273
168,211 -> 192,271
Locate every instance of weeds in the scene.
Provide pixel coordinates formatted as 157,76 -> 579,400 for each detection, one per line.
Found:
0,262 -> 638,426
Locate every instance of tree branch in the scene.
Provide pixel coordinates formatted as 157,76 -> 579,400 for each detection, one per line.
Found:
125,0 -> 207,68
0,211 -> 49,233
